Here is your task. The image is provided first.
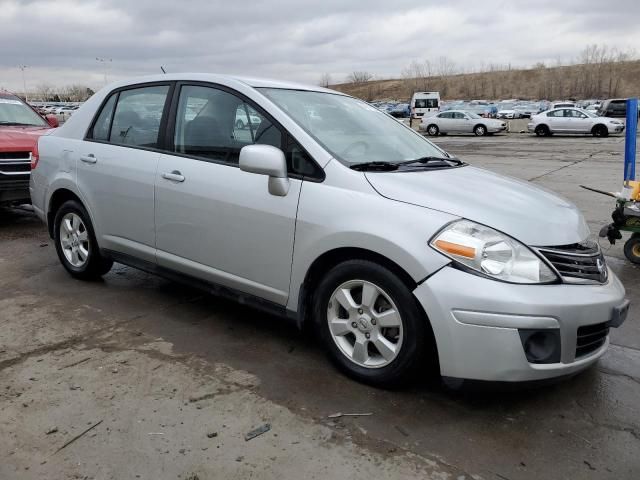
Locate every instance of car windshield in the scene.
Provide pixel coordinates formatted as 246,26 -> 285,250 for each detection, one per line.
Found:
0,97 -> 47,127
581,109 -> 598,118
259,88 -> 447,165
466,112 -> 482,119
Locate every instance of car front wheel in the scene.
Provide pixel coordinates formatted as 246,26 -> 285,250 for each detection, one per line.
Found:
314,259 -> 433,387
426,124 -> 439,136
474,125 -> 487,136
54,200 -> 113,280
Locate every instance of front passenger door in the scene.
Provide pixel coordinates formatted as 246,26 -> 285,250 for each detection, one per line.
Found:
154,84 -> 302,305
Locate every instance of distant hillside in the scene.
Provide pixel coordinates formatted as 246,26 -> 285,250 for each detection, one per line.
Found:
331,60 -> 640,102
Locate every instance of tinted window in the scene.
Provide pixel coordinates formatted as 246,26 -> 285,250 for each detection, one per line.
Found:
173,85 -> 281,165
454,112 -> 466,119
415,98 -> 438,109
109,85 -> 169,147
547,110 -> 563,117
91,94 -> 117,141
438,112 -> 452,119
285,135 -> 323,178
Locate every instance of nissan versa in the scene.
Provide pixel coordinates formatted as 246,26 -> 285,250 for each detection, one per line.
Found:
30,74 -> 629,387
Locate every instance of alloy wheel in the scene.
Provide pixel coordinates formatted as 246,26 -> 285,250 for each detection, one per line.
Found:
327,280 -> 403,368
60,212 -> 90,267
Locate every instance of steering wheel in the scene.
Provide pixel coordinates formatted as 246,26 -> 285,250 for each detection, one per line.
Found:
340,141 -> 369,158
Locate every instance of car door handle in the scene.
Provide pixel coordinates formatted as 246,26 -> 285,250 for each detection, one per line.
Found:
80,154 -> 97,164
161,170 -> 185,182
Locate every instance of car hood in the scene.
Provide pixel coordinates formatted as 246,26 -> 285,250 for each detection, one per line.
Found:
0,126 -> 51,151
365,166 -> 589,246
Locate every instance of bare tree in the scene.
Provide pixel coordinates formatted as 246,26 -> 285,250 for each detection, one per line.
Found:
346,71 -> 374,84
34,83 -> 55,101
319,73 -> 332,88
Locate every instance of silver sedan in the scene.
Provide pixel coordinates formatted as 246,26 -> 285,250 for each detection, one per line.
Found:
420,110 -> 507,136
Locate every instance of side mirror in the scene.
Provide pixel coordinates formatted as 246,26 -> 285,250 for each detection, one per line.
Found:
45,114 -> 59,128
239,144 -> 290,196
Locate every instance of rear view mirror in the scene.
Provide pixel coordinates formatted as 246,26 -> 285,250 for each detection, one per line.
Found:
45,114 -> 59,128
239,144 -> 290,196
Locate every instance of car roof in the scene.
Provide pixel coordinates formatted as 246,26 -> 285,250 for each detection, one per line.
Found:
101,73 -> 342,95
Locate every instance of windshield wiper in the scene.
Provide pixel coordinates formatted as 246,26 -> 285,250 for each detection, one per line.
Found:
398,156 -> 465,168
349,161 -> 399,171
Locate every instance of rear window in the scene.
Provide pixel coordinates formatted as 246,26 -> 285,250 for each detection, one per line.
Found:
414,99 -> 439,109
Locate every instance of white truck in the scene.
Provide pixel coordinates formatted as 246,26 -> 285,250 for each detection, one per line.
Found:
410,92 -> 440,119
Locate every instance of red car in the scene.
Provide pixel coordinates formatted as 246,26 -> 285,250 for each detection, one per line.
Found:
0,91 -> 59,205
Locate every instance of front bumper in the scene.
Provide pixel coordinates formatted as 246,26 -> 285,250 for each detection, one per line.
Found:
0,172 -> 30,204
609,124 -> 625,134
413,265 -> 627,381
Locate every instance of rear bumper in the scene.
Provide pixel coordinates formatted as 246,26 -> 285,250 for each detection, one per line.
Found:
413,266 -> 627,382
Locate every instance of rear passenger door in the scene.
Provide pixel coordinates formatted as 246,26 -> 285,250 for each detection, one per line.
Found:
436,112 -> 455,132
79,83 -> 172,262
545,109 -> 565,132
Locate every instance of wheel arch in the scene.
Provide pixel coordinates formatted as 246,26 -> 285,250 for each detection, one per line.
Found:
295,247 -> 419,330
46,188 -> 85,239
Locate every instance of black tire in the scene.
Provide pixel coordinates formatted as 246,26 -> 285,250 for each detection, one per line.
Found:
592,124 -> 609,137
53,200 -> 113,280
624,234 -> 640,264
426,124 -> 439,136
235,119 -> 244,129
474,124 -> 487,136
313,259 -> 433,387
535,124 -> 550,137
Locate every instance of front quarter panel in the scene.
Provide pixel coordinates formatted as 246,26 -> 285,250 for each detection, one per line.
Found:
287,160 -> 456,311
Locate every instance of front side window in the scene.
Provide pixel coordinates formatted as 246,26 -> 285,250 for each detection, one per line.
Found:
109,85 -> 169,148
173,85 -> 281,165
260,88 -> 447,165
0,95 -> 47,127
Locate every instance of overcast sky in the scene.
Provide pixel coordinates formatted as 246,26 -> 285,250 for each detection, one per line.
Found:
1,0 -> 639,93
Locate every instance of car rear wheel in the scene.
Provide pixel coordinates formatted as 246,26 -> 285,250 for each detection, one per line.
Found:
426,124 -> 439,136
592,124 -> 609,137
314,259 -> 432,387
54,200 -> 113,280
535,125 -> 550,137
474,125 -> 487,136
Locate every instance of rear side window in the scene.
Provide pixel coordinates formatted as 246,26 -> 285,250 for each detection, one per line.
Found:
91,94 -> 117,141
109,86 -> 170,147
547,110 -> 563,117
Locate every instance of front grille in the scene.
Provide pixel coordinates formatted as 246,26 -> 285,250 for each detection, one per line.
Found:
536,241 -> 607,284
576,322 -> 609,358
0,178 -> 29,191
0,151 -> 31,160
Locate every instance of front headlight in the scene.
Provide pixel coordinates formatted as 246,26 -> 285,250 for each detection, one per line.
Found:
430,220 -> 558,284
610,120 -> 622,125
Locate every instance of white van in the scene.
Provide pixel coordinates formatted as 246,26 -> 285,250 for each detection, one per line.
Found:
410,92 -> 440,118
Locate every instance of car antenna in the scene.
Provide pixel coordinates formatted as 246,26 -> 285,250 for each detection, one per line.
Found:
160,66 -> 167,74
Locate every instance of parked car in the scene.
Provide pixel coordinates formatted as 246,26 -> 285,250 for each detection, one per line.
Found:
389,103 -> 410,118
597,99 -> 634,118
419,110 -> 507,136
551,101 -> 576,109
528,108 -> 624,137
31,74 -> 628,387
0,91 -> 58,204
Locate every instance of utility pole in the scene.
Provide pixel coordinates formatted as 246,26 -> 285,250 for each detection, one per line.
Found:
96,57 -> 112,85
18,65 -> 28,102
